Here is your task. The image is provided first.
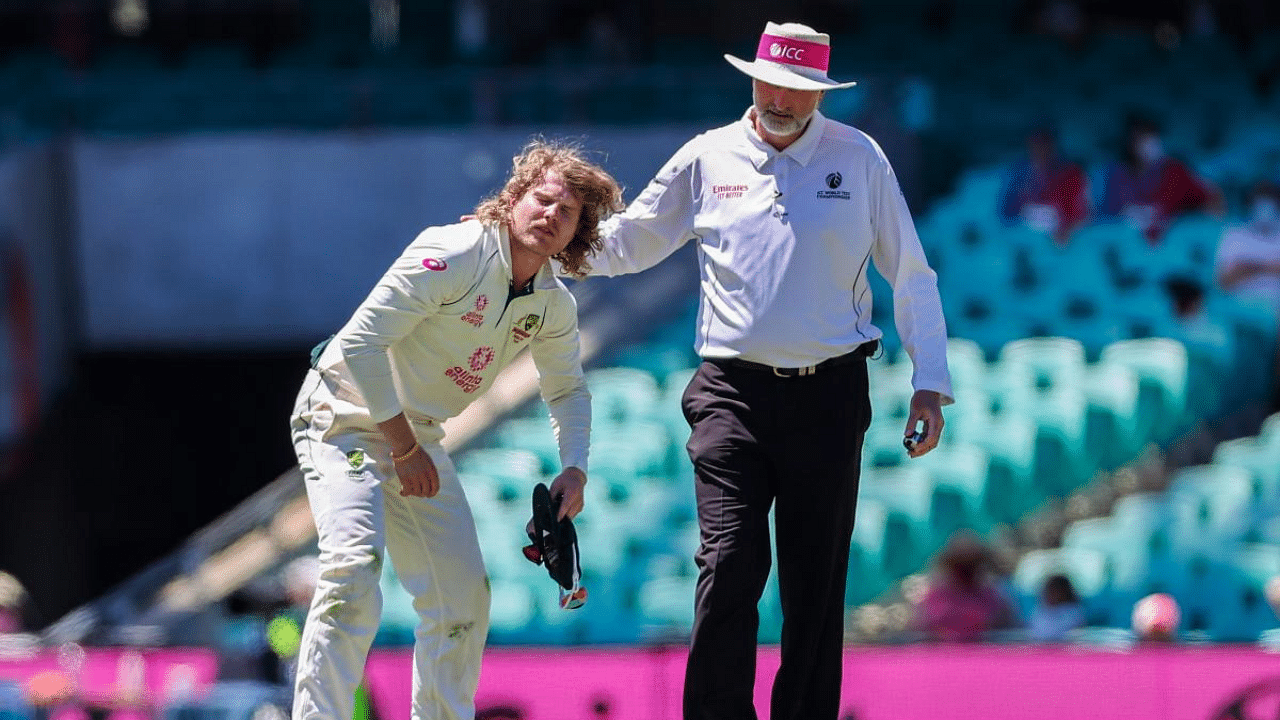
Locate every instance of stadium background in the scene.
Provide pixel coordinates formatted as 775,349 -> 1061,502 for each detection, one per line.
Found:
1,0 -> 1280,718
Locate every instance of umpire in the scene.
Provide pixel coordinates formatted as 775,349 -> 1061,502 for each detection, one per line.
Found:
573,21 -> 954,720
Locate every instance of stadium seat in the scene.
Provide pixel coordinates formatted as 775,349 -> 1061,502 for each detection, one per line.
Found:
868,358 -> 916,424
1081,361 -> 1143,469
492,417 -> 560,474
1165,464 -> 1258,544
1213,435 -> 1280,499
487,577 -> 537,641
637,573 -> 696,632
1099,338 -> 1190,444
1203,543 -> 1280,641
456,448 -> 544,505
862,422 -> 914,469
965,414 -> 1038,524
607,340 -> 698,382
945,337 -> 989,391
859,465 -> 944,568
585,367 -> 662,426
847,498 -> 894,604
1012,546 -> 1109,617
1157,215 -> 1223,285
998,337 -> 1087,392
912,442 -> 994,538
591,420 -> 674,480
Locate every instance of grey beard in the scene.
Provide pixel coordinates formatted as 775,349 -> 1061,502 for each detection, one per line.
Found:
758,109 -> 808,137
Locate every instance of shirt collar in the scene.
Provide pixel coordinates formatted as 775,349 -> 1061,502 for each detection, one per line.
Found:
740,107 -> 827,168
495,222 -> 556,291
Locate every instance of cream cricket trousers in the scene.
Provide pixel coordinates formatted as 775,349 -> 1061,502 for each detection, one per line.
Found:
290,369 -> 491,720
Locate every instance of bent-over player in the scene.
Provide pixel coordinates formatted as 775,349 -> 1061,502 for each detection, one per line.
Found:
290,140 -> 622,720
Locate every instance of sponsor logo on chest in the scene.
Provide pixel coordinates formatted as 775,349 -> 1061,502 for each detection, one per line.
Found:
444,345 -> 496,393
460,294 -> 488,327
713,183 -> 750,200
817,171 -> 850,200
511,313 -> 542,343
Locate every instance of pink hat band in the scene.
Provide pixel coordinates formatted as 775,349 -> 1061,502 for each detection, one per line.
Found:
755,33 -> 830,72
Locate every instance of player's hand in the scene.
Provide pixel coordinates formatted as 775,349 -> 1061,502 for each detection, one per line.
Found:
395,446 -> 441,498
905,390 -> 945,458
547,466 -> 587,520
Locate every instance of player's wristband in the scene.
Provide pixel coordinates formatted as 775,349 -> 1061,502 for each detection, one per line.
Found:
391,443 -> 419,463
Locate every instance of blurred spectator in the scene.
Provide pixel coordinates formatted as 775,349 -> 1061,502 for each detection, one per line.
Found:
217,590 -> 281,684
1101,112 -> 1224,243
1216,182 -> 1280,307
1021,0 -> 1088,47
0,570 -> 37,659
1,237 -> 40,480
1132,592 -> 1181,642
998,121 -> 1091,244
0,572 -> 25,635
913,532 -> 1019,642
584,10 -> 630,65
1028,573 -> 1086,641
1165,276 -> 1233,355
264,556 -> 318,687
1216,182 -> 1280,411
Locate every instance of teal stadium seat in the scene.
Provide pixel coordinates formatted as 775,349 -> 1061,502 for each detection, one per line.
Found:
847,498 -> 894,604
1157,215 -> 1223,285
1060,516 -> 1146,622
1081,362 -> 1144,470
965,414 -> 1038,524
456,448 -> 543,503
585,366 -> 662,426
591,420 -> 673,480
867,357 -> 916,426
910,442 -> 994,538
493,417 -> 560,474
1012,546 -> 1108,619
858,465 -> 943,572
1100,338 -> 1190,444
998,337 -> 1087,391
1165,464 -> 1258,544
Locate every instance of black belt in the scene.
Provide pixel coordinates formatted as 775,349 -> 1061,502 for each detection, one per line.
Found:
714,341 -> 878,377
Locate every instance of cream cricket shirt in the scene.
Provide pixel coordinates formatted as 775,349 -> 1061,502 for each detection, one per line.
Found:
314,219 -> 591,471
589,108 -> 953,403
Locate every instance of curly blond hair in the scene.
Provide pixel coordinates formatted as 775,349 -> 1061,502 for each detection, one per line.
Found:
474,139 -> 624,278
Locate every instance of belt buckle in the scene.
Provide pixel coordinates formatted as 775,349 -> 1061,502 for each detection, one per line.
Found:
775,365 -> 816,377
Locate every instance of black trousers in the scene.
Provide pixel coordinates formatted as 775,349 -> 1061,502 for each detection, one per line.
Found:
680,354 -> 872,720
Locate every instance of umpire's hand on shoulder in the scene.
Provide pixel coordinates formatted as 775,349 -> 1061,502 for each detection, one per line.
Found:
548,466 -> 587,520
905,390 -> 945,458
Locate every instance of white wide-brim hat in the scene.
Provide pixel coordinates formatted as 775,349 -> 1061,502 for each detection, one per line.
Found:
724,21 -> 858,91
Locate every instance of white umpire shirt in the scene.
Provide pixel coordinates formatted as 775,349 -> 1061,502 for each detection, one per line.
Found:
314,219 -> 591,471
584,108 -> 953,403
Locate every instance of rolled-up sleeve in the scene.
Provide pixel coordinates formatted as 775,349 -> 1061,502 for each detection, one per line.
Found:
339,235 -> 470,422
869,159 -> 955,405
530,292 -> 592,472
